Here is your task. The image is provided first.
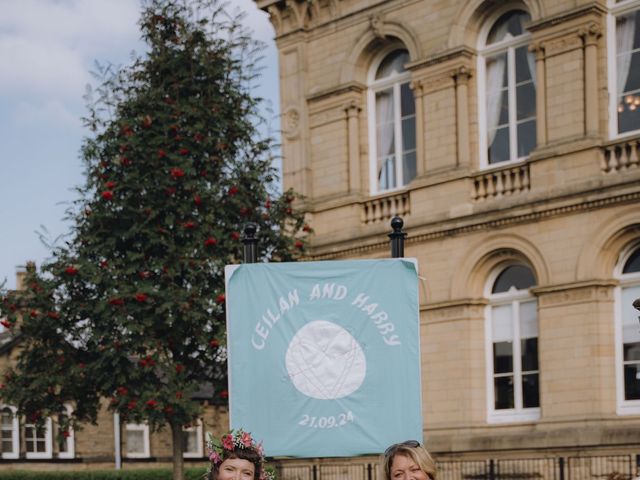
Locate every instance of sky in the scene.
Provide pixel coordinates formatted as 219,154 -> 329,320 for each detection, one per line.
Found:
0,0 -> 280,290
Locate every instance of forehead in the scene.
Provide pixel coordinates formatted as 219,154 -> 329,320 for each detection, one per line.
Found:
221,457 -> 256,472
391,453 -> 418,470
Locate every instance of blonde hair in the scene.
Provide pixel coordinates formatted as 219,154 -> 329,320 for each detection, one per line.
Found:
382,442 -> 437,480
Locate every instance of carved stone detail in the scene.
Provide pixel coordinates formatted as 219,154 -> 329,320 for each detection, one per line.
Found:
267,5 -> 283,36
259,0 -> 343,36
452,66 -> 472,85
529,41 -> 546,61
282,106 -> 301,139
370,14 -> 385,40
578,22 -> 603,46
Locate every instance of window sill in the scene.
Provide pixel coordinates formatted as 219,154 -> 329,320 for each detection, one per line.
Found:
616,401 -> 640,416
487,408 -> 540,424
25,454 -> 53,460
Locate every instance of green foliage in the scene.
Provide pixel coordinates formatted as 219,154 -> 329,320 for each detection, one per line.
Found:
0,0 -> 308,455
0,468 -> 207,480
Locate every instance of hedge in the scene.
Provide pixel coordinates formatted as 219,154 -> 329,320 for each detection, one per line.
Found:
0,467 -> 208,480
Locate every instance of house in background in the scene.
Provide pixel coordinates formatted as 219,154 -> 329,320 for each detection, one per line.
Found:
255,0 -> 640,477
0,270 -> 228,471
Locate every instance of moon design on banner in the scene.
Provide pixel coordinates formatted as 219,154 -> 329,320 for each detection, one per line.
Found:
285,320 -> 366,400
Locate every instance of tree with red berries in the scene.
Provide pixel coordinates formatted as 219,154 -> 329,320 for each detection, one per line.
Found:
0,1 -> 307,479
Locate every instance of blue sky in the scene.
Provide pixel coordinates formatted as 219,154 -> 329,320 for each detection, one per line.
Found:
0,0 -> 279,290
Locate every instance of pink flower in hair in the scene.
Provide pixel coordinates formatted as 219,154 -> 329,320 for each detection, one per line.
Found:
241,431 -> 252,447
222,434 -> 234,450
209,451 -> 221,464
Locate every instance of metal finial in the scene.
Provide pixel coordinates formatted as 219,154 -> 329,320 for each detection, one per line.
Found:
388,216 -> 406,258
242,223 -> 258,263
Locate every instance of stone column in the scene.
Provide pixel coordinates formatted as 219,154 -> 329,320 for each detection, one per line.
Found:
453,67 -> 472,168
580,23 -> 602,137
345,102 -> 361,195
410,80 -> 426,177
530,42 -> 547,146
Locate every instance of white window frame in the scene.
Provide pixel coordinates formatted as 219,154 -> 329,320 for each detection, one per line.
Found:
614,242 -> 640,415
124,423 -> 150,458
57,404 -> 75,459
24,417 -> 53,459
0,405 -> 19,459
485,267 -> 540,424
367,46 -> 415,195
607,0 -> 640,138
477,7 -> 535,169
182,420 -> 203,458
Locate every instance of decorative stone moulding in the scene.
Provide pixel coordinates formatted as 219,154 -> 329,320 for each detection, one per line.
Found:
361,191 -> 410,225
471,163 -> 531,201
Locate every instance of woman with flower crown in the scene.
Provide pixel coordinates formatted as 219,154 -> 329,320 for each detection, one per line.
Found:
206,429 -> 275,480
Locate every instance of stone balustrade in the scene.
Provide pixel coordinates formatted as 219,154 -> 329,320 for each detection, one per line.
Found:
602,137 -> 640,173
471,163 -> 530,201
361,191 -> 410,224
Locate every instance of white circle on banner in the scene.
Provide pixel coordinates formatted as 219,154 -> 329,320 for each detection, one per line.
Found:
285,320 -> 366,400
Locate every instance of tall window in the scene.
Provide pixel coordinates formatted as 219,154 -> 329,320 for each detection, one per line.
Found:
616,244 -> 640,414
24,417 -> 52,459
125,423 -> 150,458
1,406 -> 19,459
182,421 -> 203,458
479,10 -> 536,166
486,264 -> 540,423
368,49 -> 416,193
57,405 -> 75,459
610,0 -> 640,135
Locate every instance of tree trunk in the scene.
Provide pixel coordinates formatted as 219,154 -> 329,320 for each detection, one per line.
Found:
171,421 -> 185,480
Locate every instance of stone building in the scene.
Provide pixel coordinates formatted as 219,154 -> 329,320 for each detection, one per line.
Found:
255,0 -> 640,475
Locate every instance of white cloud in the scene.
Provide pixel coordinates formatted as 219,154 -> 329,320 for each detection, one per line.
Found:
0,0 -> 141,99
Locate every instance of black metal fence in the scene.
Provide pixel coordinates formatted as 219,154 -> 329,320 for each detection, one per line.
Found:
273,454 -> 640,480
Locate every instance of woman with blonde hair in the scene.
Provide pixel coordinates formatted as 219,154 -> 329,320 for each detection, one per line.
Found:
382,440 -> 437,480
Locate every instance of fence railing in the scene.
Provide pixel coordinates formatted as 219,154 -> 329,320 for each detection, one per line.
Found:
274,454 -> 640,480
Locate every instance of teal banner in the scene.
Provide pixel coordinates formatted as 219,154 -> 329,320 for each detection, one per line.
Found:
225,259 -> 422,457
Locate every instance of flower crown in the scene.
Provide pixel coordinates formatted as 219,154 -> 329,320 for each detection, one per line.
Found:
207,429 -> 275,480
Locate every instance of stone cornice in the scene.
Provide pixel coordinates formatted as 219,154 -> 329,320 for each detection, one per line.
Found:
309,190 -> 640,260
531,279 -> 619,295
526,3 -> 607,33
405,46 -> 475,72
421,298 -> 488,312
306,82 -> 365,105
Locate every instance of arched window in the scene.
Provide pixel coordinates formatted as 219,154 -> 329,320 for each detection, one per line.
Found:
478,10 -> 536,166
1,405 -> 19,459
486,264 -> 540,423
608,0 -> 640,135
615,243 -> 640,414
368,49 -> 416,193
